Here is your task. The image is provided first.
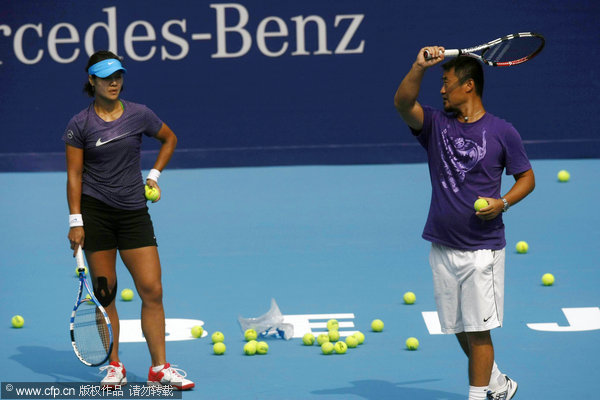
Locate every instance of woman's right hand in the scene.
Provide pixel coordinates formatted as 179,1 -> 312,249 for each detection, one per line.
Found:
68,226 -> 85,257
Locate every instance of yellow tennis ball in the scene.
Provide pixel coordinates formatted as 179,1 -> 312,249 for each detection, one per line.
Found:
317,333 -> 330,346
328,329 -> 340,342
191,325 -> 204,338
345,335 -> 358,348
403,291 -> 416,305
334,341 -> 348,354
75,266 -> 88,276
121,288 -> 134,301
321,342 -> 334,355
406,337 -> 419,350
256,341 -> 269,355
557,170 -> 570,182
371,319 -> 384,332
243,341 -> 257,355
353,331 -> 365,344
144,185 -> 159,202
84,294 -> 94,305
326,319 -> 339,331
244,328 -> 257,341
542,273 -> 555,286
211,331 -> 225,343
302,333 -> 315,346
474,198 -> 489,212
213,342 -> 226,355
11,315 -> 24,328
516,241 -> 529,254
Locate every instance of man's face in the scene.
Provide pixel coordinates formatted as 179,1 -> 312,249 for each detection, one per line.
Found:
440,68 -> 466,112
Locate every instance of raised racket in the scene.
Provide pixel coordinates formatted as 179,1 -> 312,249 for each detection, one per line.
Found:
424,32 -> 545,66
69,246 -> 113,366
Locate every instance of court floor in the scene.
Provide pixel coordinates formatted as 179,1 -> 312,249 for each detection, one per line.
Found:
1,159 -> 599,399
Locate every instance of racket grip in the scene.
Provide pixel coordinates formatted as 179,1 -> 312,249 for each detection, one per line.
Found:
76,246 -> 85,269
423,48 -> 460,60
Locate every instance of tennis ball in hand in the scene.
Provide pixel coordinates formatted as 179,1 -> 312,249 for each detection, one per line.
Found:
191,325 -> 204,338
326,319 -> 339,331
406,337 -> 419,350
542,273 -> 555,286
334,341 -> 348,354
557,170 -> 570,182
213,342 -> 226,355
316,333 -> 330,346
403,291 -> 416,304
321,342 -> 334,355
75,266 -> 88,276
11,315 -> 24,328
121,288 -> 134,301
144,185 -> 159,202
371,319 -> 384,332
345,335 -> 358,348
516,241 -> 529,254
302,333 -> 315,346
243,341 -> 257,355
244,328 -> 257,341
474,198 -> 489,211
353,331 -> 365,344
256,341 -> 269,355
211,331 -> 225,343
328,329 -> 340,342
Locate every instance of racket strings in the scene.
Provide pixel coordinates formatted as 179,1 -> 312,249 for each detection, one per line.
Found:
483,37 -> 543,63
73,306 -> 111,364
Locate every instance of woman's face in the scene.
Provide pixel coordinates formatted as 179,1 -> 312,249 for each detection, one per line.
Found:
90,71 -> 123,101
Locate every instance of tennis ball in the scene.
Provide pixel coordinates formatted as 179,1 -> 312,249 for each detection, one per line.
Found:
353,331 -> 365,344
213,342 -> 226,355
321,342 -> 334,355
244,328 -> 257,341
542,273 -> 555,286
557,170 -> 570,182
334,341 -> 348,354
474,198 -> 489,212
326,319 -> 339,331
11,315 -> 24,328
75,266 -> 88,276
302,333 -> 315,346
406,337 -> 419,350
191,325 -> 204,338
121,288 -> 134,301
211,331 -> 225,343
371,319 -> 384,332
256,341 -> 269,355
243,341 -> 257,355
345,335 -> 358,348
403,291 -> 416,305
328,329 -> 340,342
317,333 -> 330,346
84,294 -> 94,305
516,241 -> 529,254
144,184 -> 159,202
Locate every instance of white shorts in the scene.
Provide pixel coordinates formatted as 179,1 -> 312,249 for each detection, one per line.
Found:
429,243 -> 505,334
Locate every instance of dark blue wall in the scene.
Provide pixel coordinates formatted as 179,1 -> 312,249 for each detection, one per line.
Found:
1,0 -> 598,171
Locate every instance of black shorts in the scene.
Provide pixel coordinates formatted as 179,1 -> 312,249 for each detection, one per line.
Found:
81,194 -> 157,252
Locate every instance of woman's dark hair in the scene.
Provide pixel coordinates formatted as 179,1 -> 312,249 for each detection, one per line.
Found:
83,50 -> 124,97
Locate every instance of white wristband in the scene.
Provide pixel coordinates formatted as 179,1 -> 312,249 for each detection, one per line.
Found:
69,214 -> 84,228
146,168 -> 161,182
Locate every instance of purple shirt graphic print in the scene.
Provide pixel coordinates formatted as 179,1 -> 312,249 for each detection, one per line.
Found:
412,106 -> 531,251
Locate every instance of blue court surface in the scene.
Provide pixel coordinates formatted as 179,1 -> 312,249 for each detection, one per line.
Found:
1,159 -> 599,399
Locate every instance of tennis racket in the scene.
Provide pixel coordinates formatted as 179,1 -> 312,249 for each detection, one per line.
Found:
70,246 -> 113,366
424,32 -> 545,66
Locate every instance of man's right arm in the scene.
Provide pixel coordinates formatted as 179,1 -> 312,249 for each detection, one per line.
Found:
394,46 -> 445,131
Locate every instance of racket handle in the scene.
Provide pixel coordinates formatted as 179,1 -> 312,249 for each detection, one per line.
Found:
76,246 -> 85,269
423,48 -> 460,60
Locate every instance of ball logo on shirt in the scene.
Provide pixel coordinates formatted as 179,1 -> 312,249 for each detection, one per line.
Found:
67,130 -> 74,139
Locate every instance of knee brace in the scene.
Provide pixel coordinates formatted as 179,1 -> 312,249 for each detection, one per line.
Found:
93,277 -> 117,307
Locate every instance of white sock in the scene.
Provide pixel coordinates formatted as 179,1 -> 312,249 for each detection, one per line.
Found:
488,362 -> 506,391
151,364 -> 165,373
468,385 -> 488,400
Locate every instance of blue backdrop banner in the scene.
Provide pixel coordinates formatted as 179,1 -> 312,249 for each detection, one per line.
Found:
1,0 -> 598,171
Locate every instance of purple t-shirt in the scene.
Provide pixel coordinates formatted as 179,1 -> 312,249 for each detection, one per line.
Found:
412,106 -> 531,250
62,100 -> 163,210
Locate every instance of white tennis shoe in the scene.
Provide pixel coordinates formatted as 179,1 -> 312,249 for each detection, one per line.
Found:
147,363 -> 195,391
487,375 -> 518,400
100,361 -> 127,388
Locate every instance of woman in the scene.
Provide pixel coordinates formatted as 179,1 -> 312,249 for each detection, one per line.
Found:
63,50 -> 194,390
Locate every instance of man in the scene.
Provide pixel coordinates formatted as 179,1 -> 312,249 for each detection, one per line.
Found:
394,47 -> 535,400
